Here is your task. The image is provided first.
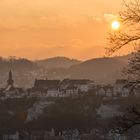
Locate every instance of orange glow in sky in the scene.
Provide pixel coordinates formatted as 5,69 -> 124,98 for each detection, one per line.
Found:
0,0 -> 127,60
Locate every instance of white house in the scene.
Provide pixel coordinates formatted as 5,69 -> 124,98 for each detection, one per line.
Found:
61,79 -> 94,93
47,88 -> 61,97
65,85 -> 79,96
106,87 -> 113,97
122,86 -> 130,97
113,79 -> 128,96
133,87 -> 140,97
97,87 -> 106,96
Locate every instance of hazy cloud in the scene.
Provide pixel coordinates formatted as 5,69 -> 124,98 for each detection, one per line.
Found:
104,13 -> 118,22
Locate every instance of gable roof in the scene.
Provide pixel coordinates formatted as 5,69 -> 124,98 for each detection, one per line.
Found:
34,79 -> 60,89
61,79 -> 93,85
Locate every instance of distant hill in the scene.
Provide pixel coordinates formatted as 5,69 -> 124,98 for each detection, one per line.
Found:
46,55 -> 132,84
67,56 -> 130,84
36,57 -> 81,69
0,55 -> 133,87
0,57 -> 40,88
0,57 -> 39,73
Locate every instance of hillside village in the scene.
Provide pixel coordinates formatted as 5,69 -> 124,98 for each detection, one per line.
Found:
1,0 -> 140,138
0,70 -> 139,139
1,70 -> 140,99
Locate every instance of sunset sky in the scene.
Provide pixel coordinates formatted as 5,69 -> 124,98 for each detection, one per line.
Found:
0,0 -> 131,60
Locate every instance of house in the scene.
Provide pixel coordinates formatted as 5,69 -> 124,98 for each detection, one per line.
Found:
122,85 -> 130,97
96,85 -> 113,97
133,86 -> 140,97
62,129 -> 79,140
61,79 -> 94,93
3,131 -> 19,140
65,85 -> 79,97
30,131 -> 51,140
96,86 -> 106,96
113,79 -> 128,96
29,91 -> 43,97
47,87 -> 61,97
105,85 -> 113,97
32,79 -> 61,97
31,78 -> 95,97
33,79 -> 60,91
30,129 -> 65,140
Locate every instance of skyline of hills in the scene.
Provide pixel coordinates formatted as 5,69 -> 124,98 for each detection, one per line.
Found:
0,54 -> 133,87
36,56 -> 81,69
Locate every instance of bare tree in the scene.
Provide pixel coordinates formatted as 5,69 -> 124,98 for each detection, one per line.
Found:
112,104 -> 140,136
122,49 -> 140,91
107,0 -> 140,92
107,0 -> 140,86
107,0 -> 140,55
107,0 -> 140,136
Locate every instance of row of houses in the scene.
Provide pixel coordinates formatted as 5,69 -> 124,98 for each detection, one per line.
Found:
0,70 -> 96,98
1,70 -> 140,98
29,78 -> 95,97
30,78 -> 140,98
2,128 -> 131,140
97,79 -> 140,97
1,128 -> 110,140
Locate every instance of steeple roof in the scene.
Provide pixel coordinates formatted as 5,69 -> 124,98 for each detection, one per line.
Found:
7,69 -> 14,87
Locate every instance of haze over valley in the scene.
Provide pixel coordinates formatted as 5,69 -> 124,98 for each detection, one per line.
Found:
0,54 -> 132,88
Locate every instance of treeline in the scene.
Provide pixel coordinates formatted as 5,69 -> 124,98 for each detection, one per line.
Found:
0,56 -> 39,73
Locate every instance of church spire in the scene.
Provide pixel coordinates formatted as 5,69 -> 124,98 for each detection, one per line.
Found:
7,69 -> 14,87
9,69 -> 12,80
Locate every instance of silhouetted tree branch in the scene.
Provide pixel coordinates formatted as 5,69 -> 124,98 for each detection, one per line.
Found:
107,0 -> 140,137
107,0 -> 140,88
106,0 -> 140,55
121,0 -> 140,24
122,50 -> 140,90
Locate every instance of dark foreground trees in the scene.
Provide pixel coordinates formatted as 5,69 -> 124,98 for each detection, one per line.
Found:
107,0 -> 140,136
111,104 -> 140,139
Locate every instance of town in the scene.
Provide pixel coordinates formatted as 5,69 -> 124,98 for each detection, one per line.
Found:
1,70 -> 140,99
0,70 -> 139,140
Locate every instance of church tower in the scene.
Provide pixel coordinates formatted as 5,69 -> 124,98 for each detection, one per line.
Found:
7,69 -> 14,88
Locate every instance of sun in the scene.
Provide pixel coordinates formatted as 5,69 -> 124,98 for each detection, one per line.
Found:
111,21 -> 120,30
